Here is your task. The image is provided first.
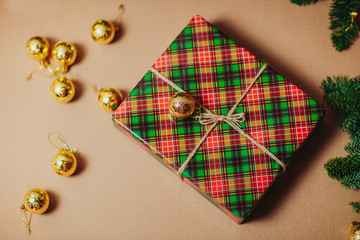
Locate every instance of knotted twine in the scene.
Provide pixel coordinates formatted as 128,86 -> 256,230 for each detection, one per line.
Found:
150,64 -> 286,178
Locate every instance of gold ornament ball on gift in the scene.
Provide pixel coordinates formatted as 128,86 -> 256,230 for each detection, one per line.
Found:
91,20 -> 117,44
23,188 -> 49,214
51,150 -> 77,176
169,92 -> 196,119
50,77 -> 75,103
98,88 -> 123,113
25,36 -> 49,61
52,41 -> 77,73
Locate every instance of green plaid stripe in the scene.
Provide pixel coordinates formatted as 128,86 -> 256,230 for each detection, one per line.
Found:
113,15 -> 325,222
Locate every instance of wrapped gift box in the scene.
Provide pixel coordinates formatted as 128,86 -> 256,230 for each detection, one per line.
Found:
112,15 -> 325,223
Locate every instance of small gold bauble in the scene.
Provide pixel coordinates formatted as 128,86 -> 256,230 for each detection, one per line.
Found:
91,20 -> 116,44
25,36 -> 49,61
98,88 -> 123,113
50,77 -> 75,103
51,150 -> 77,176
350,222 -> 360,240
52,41 -> 77,72
169,92 -> 196,119
23,188 -> 49,214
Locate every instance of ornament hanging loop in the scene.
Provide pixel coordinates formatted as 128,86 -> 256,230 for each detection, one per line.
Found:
20,204 -> 31,235
113,4 -> 125,24
48,132 -> 78,154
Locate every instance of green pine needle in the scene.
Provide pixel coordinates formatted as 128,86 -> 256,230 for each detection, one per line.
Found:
329,0 -> 360,51
349,202 -> 360,213
291,0 -> 319,5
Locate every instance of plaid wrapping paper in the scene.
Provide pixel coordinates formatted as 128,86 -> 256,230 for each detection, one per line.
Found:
112,15 -> 325,223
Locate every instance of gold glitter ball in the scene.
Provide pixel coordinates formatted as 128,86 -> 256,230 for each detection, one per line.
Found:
52,41 -> 77,72
169,92 -> 196,119
50,77 -> 75,103
91,20 -> 116,44
98,88 -> 123,113
25,36 -> 49,61
51,150 -> 77,176
23,188 -> 49,214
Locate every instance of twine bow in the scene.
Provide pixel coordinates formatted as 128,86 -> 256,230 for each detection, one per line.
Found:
150,63 -> 286,178
197,112 -> 245,126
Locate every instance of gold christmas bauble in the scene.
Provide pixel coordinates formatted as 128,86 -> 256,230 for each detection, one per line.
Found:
52,41 -> 77,72
98,88 -> 123,112
350,222 -> 360,240
23,188 -> 49,214
25,36 -> 49,61
91,20 -> 116,44
169,92 -> 196,119
50,77 -> 75,103
51,150 -> 77,176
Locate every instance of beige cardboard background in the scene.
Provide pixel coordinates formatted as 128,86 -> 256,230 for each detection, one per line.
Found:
1,0 -> 360,239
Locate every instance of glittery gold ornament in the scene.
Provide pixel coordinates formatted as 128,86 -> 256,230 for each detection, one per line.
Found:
91,20 -> 117,44
48,133 -> 78,176
92,85 -> 123,112
51,150 -> 77,176
350,222 -> 360,240
25,36 -> 52,80
169,92 -> 196,119
90,4 -> 124,44
22,188 -> 49,214
25,36 -> 49,61
20,188 -> 49,235
51,41 -> 77,73
50,76 -> 75,103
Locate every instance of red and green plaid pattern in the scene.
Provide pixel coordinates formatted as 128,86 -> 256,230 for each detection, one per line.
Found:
113,15 -> 325,223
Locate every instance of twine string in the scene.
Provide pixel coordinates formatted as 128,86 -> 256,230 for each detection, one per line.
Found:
149,63 -> 286,177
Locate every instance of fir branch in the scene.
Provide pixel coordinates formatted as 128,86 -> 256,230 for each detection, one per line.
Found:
324,156 -> 360,180
321,76 -> 360,135
349,201 -> 360,213
339,171 -> 360,189
329,0 -> 360,51
322,76 -> 360,189
291,0 -> 319,5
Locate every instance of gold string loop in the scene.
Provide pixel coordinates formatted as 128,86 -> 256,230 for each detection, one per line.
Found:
337,11 -> 358,36
26,60 -> 59,80
345,11 -> 358,32
112,4 -> 125,25
20,204 -> 31,235
90,84 -> 99,94
48,132 -> 79,154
